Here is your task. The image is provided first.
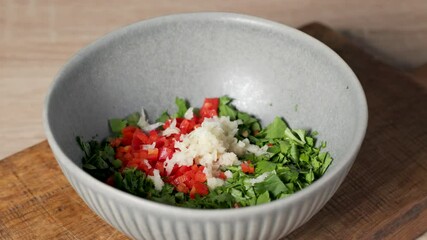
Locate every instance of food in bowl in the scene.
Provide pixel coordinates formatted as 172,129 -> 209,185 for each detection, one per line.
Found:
77,96 -> 333,208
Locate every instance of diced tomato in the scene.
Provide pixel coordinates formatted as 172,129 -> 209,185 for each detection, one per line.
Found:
190,182 -> 209,199
218,171 -> 227,180
169,164 -> 180,176
194,171 -> 207,182
173,174 -> 190,186
122,126 -> 137,145
136,129 -> 150,142
138,159 -> 150,171
123,152 -> 133,163
177,166 -> 191,176
172,133 -> 181,142
132,149 -> 146,160
127,158 -> 141,169
176,183 -> 189,194
109,138 -> 122,147
154,136 -> 165,148
131,128 -> 146,150
158,147 -> 174,161
241,161 -> 255,174
163,119 -> 172,129
179,119 -> 192,134
155,162 -> 165,176
175,117 -> 184,125
148,130 -> 159,142
147,148 -> 159,161
199,98 -> 219,118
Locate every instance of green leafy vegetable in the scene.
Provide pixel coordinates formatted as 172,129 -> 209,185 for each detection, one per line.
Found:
254,174 -> 287,197
126,112 -> 141,126
76,136 -> 116,181
255,161 -> 277,175
109,119 -> 127,133
265,117 -> 288,139
76,96 -> 333,209
156,111 -> 170,123
256,191 -> 271,205
172,97 -> 188,118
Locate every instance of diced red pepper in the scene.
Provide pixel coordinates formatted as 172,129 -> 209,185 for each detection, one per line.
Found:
155,162 -> 166,176
138,159 -> 150,172
190,182 -> 209,199
158,147 -> 174,161
108,98 -> 232,197
173,174 -> 190,186
132,128 -> 147,150
218,171 -> 227,180
147,148 -> 159,161
179,119 -> 192,134
109,137 -> 122,147
241,161 -> 255,174
176,183 -> 189,194
194,171 -> 207,182
199,98 -> 219,118
163,119 -> 172,129
122,126 -> 137,145
148,130 -> 159,142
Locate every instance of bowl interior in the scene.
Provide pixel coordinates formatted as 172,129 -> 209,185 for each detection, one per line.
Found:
46,13 -> 366,175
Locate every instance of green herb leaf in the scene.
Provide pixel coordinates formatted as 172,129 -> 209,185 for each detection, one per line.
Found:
254,174 -> 287,197
126,112 -> 141,126
265,117 -> 287,139
219,105 -> 237,120
218,96 -> 238,120
219,96 -> 232,105
255,161 -> 277,175
237,112 -> 258,125
156,111 -> 170,123
76,137 -> 116,181
305,169 -> 314,184
284,128 -> 305,145
320,153 -> 333,175
173,97 -> 188,118
112,159 -> 122,169
109,119 -> 127,133
256,191 -> 271,205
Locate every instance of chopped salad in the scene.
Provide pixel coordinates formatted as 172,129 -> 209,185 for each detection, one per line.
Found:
77,96 -> 332,209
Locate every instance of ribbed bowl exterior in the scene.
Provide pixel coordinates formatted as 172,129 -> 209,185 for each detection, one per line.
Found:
53,148 -> 354,240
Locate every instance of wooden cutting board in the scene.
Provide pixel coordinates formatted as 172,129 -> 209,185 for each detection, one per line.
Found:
1,23 -> 426,240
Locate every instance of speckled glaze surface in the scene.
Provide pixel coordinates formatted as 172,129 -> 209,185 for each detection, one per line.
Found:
43,13 -> 368,240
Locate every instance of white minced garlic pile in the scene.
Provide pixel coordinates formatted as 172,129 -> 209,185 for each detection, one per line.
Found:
163,115 -> 268,190
137,107 -> 268,190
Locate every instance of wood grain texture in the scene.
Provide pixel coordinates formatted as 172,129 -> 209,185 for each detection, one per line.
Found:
1,0 -> 427,160
0,141 -> 128,240
410,63 -> 427,88
1,23 -> 426,240
287,23 -> 427,240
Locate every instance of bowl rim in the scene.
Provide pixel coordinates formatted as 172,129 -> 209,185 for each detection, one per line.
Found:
43,12 -> 368,218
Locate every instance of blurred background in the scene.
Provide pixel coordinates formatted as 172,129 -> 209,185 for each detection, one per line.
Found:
1,0 -> 427,159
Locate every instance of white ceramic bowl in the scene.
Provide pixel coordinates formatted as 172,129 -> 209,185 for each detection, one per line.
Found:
43,13 -> 368,240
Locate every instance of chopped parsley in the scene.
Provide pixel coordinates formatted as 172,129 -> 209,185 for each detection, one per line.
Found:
77,96 -> 333,209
